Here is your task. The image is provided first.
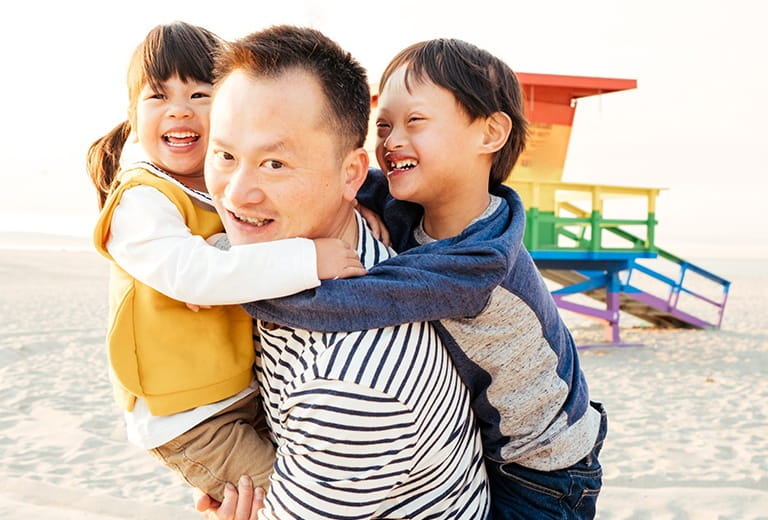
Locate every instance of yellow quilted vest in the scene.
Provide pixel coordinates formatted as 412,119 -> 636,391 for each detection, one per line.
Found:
93,167 -> 254,416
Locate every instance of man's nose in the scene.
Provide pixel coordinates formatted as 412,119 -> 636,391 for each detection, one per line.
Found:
224,168 -> 266,206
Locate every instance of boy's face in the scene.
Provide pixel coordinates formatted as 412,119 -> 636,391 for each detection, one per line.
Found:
374,66 -> 489,212
135,74 -> 212,183
205,68 -> 365,246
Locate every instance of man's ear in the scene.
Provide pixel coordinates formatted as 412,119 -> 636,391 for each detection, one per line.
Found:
481,112 -> 512,154
341,147 -> 370,202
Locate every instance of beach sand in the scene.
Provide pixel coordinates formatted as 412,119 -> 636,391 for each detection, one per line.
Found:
0,245 -> 766,519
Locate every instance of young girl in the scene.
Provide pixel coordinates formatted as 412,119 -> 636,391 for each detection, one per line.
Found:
86,21 -> 366,502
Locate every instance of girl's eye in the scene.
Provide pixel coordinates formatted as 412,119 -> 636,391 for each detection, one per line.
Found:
192,92 -> 210,99
149,92 -> 166,100
408,116 -> 423,123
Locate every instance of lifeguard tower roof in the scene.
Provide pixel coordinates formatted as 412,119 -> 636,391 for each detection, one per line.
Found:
511,73 -> 637,184
517,73 -> 637,98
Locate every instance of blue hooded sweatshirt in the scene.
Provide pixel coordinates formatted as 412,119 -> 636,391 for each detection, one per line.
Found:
243,169 -> 601,469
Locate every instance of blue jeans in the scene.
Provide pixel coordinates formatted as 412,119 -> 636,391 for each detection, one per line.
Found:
487,401 -> 607,519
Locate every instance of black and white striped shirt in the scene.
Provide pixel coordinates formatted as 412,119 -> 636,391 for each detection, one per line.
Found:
254,212 -> 489,519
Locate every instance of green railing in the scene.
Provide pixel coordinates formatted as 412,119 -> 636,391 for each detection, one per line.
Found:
508,181 -> 662,253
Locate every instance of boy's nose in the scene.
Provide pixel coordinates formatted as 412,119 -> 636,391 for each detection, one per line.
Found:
383,129 -> 404,150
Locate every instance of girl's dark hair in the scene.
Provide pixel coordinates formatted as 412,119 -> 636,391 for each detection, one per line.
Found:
86,21 -> 222,208
379,38 -> 528,190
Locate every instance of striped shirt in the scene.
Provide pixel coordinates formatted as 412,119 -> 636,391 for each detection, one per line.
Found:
253,212 -> 490,519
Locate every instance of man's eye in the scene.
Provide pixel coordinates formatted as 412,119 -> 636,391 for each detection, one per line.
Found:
214,150 -> 234,162
264,160 -> 284,170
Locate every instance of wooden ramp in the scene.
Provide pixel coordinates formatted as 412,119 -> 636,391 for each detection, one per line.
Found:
540,268 -> 705,329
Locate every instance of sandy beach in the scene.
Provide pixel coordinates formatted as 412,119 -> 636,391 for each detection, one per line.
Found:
0,241 -> 766,519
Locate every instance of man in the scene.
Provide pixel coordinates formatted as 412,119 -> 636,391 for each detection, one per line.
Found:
199,25 -> 489,519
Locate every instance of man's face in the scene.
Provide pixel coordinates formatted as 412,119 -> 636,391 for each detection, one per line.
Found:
205,68 -> 364,246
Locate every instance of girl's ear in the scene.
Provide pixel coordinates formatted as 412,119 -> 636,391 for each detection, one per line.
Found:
481,111 -> 512,154
341,147 -> 370,202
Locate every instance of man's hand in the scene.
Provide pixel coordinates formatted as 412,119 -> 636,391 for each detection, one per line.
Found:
313,238 -> 367,280
194,476 -> 264,520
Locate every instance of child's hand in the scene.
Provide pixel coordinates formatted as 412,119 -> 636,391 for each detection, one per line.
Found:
186,303 -> 212,312
313,238 -> 367,280
356,202 -> 391,247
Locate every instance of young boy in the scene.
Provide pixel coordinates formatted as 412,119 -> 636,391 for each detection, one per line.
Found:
247,38 -> 606,519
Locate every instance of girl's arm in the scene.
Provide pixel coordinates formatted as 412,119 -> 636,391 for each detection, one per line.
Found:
106,186 -> 362,305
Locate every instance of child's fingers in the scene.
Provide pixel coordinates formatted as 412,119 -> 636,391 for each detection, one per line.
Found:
185,303 -> 212,312
335,265 -> 368,279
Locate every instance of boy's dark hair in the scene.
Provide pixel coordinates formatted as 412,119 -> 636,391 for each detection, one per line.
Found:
214,25 -> 370,155
380,39 -> 528,190
86,21 -> 222,208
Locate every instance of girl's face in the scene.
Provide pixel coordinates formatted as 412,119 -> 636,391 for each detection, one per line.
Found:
135,74 -> 212,189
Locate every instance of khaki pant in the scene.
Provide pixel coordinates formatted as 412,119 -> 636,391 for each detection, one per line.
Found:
149,392 -> 274,502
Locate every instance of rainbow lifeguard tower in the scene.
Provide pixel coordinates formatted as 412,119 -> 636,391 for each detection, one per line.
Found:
507,73 -> 730,346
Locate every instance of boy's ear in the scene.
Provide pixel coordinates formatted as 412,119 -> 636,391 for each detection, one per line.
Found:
481,112 -> 512,154
341,147 -> 370,201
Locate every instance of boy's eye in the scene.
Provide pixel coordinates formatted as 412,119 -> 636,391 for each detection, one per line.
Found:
192,92 -> 210,99
376,121 -> 391,138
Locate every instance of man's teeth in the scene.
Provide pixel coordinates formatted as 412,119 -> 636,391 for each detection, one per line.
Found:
234,213 -> 270,226
390,159 -> 418,170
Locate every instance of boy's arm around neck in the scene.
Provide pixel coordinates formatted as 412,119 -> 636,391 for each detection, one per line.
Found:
244,186 -> 525,332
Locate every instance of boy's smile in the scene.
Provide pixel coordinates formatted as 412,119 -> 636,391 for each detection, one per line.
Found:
383,153 -> 419,177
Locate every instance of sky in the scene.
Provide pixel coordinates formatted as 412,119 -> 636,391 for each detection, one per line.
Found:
1,0 -> 766,259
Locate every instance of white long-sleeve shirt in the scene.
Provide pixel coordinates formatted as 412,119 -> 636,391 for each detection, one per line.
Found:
107,185 -> 319,305
107,182 -> 320,449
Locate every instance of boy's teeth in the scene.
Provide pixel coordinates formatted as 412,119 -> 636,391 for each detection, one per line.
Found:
391,159 -> 418,170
